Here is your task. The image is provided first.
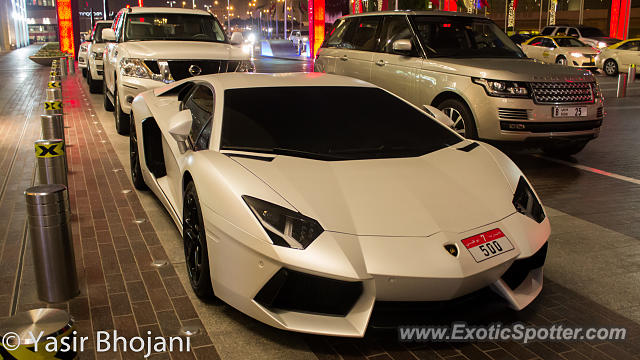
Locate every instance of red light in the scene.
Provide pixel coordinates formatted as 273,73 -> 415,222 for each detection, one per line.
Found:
56,0 -> 75,57
138,0 -> 143,6
126,4 -> 130,8
308,0 -> 324,60
610,0 -> 630,39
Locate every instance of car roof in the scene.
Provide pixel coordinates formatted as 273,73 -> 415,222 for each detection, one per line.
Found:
117,6 -> 211,16
155,72 -> 377,96
341,10 -> 486,20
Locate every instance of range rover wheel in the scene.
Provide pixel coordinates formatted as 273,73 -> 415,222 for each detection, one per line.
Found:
183,181 -> 214,299
129,115 -> 147,190
604,59 -> 618,76
542,141 -> 589,156
103,81 -> 114,111
437,98 -> 478,139
114,87 -> 130,136
556,56 -> 567,65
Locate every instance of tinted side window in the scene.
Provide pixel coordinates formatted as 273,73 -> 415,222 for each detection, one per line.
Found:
324,18 -> 351,48
350,16 -> 381,51
183,85 -> 214,151
529,37 -> 543,46
541,38 -> 555,48
377,16 -> 418,56
567,28 -> 579,36
618,41 -> 639,50
540,27 -> 554,35
556,27 -> 567,35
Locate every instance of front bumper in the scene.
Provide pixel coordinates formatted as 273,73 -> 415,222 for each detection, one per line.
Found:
467,84 -> 604,143
78,54 -> 87,69
204,205 -> 550,337
117,76 -> 163,114
89,59 -> 104,80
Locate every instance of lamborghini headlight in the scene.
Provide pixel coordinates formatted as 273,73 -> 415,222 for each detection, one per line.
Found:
472,78 -> 529,98
236,60 -> 255,72
119,58 -> 152,79
512,177 -> 545,223
243,195 -> 324,249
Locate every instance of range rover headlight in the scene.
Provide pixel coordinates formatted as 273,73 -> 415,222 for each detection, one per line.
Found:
512,177 -> 545,223
243,195 -> 324,250
472,78 -> 529,98
119,58 -> 152,79
236,60 -> 255,72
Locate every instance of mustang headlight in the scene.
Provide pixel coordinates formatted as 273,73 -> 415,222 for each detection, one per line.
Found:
512,177 -> 545,223
120,58 -> 152,79
243,195 -> 324,249
472,78 -> 529,98
236,60 -> 255,72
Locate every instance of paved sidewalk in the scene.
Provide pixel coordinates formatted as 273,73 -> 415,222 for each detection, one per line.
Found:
0,46 -> 219,360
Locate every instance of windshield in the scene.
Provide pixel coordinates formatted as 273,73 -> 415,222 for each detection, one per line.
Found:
124,13 -> 227,42
578,27 -> 605,38
411,16 -> 525,58
93,22 -> 112,43
221,87 -> 462,161
555,37 -> 587,47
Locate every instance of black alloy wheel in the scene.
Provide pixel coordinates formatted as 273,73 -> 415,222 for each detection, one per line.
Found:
183,182 -> 214,299
129,116 -> 147,190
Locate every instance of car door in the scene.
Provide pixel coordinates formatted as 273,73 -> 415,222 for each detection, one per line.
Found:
522,36 -> 544,60
370,15 -> 422,104
162,84 -> 215,210
540,38 -> 556,62
333,16 -> 381,82
104,10 -> 124,94
315,18 -> 352,74
617,41 -> 640,68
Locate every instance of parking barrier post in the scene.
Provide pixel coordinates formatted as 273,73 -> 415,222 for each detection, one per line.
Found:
35,139 -> 67,187
0,308 -> 77,358
25,185 -> 78,303
41,114 -> 65,142
59,57 -> 67,77
628,64 -> 636,83
67,55 -> 75,75
44,97 -> 63,115
617,73 -> 627,98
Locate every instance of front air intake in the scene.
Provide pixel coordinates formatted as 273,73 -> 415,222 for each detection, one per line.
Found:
254,268 -> 363,316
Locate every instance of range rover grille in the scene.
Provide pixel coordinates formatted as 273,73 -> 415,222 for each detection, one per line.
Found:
530,82 -> 595,104
498,108 -> 529,120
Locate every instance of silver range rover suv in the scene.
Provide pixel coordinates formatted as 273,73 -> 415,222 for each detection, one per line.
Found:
315,11 -> 604,155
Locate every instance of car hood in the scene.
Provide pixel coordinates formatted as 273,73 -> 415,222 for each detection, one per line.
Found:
232,145 -> 517,237
91,43 -> 107,52
425,58 -> 593,82
121,41 -> 248,60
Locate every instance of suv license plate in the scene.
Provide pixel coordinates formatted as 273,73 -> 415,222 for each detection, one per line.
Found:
553,106 -> 587,117
462,228 -> 514,263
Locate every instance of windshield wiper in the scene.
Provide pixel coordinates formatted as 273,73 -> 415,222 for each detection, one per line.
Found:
221,146 -> 348,161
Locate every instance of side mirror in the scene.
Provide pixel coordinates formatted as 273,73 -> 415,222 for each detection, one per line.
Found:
230,32 -> 244,45
422,105 -> 455,129
168,109 -> 193,154
102,28 -> 116,42
392,39 -> 412,54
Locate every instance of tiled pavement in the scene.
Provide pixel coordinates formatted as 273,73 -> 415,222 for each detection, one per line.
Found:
2,46 -> 640,360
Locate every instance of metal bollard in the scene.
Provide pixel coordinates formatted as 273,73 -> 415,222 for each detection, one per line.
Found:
35,139 -> 67,186
628,64 -> 636,83
25,185 -> 79,303
44,99 -> 63,115
41,114 -> 65,142
46,87 -> 62,101
0,308 -> 77,358
48,80 -> 61,89
67,56 -> 75,75
59,57 -> 67,77
617,73 -> 627,98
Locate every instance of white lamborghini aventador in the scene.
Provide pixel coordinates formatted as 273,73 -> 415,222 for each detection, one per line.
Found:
129,72 -> 550,337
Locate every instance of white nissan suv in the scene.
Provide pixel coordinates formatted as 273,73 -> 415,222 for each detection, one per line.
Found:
86,20 -> 113,93
102,7 -> 252,135
315,11 -> 604,155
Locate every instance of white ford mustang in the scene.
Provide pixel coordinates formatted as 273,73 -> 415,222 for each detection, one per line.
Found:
129,72 -> 550,337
